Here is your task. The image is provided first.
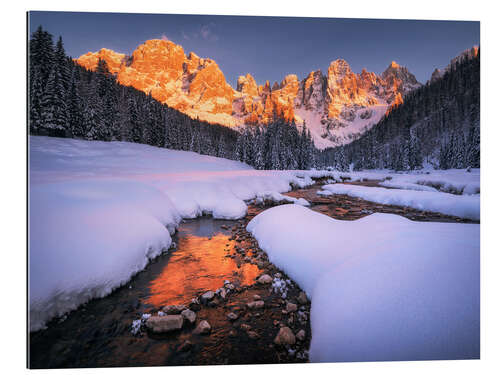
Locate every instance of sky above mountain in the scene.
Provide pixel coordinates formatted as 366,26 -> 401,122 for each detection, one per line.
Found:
29,11 -> 479,87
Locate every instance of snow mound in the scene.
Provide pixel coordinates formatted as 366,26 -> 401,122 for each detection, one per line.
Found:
255,191 -> 309,206
246,204 -> 479,362
319,183 -> 480,220
29,179 -> 180,331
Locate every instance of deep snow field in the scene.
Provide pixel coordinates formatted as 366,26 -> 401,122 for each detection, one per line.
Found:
29,136 -> 479,362
247,205 -> 479,361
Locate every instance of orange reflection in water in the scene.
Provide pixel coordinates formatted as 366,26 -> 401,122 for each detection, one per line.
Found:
143,230 -> 260,308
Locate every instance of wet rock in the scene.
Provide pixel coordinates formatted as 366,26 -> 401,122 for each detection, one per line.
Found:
247,300 -> 265,309
286,302 -> 297,313
200,291 -> 215,304
253,294 -> 262,300
193,320 -> 211,335
297,292 -> 308,305
247,331 -> 260,340
216,287 -> 227,299
227,312 -> 239,321
181,309 -> 196,324
189,302 -> 201,312
177,340 -> 193,352
274,326 -> 296,346
228,329 -> 238,337
296,329 -> 306,341
162,304 -> 187,314
240,323 -> 251,331
221,224 -> 229,229
145,315 -> 183,333
257,274 -> 273,284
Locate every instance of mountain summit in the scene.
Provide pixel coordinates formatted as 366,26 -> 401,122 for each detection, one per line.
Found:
77,39 -> 421,148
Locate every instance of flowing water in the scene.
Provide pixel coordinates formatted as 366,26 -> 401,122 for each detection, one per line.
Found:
143,217 -> 261,308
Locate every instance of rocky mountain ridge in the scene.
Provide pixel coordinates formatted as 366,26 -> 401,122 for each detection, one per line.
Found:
77,39 -> 421,148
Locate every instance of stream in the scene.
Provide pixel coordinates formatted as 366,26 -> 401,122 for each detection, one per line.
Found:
28,179 -> 477,368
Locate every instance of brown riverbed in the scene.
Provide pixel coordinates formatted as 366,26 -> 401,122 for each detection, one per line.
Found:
28,179 -> 477,369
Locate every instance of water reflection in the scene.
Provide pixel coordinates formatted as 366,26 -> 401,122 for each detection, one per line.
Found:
143,218 -> 260,308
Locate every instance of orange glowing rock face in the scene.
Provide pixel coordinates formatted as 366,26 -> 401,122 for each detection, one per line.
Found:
142,232 -> 260,308
76,39 -> 237,127
76,38 -> 422,143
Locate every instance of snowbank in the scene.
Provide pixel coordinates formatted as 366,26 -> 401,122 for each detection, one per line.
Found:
320,168 -> 480,195
29,180 -> 181,331
384,169 -> 480,195
246,205 -> 479,362
254,191 -> 310,206
29,136 -> 327,331
319,183 -> 480,220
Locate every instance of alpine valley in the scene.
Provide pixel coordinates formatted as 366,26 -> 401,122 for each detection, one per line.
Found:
76,39 -> 422,148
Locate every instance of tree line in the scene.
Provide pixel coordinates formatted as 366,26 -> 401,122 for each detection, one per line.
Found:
28,26 -> 316,170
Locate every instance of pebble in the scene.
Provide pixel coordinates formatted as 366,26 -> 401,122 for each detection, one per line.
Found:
227,312 -> 239,321
240,323 -> 251,331
145,315 -> 184,333
177,340 -> 193,352
273,326 -> 296,346
162,304 -> 187,314
247,300 -> 265,309
297,292 -> 308,305
181,309 -> 197,324
228,329 -> 237,337
296,329 -> 306,341
286,302 -> 298,313
193,320 -> 211,335
257,274 -> 273,284
247,331 -> 260,340
200,291 -> 215,304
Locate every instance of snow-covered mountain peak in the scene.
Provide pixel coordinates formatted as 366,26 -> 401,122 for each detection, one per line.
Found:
76,40 -> 423,149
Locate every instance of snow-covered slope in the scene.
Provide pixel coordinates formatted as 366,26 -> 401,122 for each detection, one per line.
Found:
247,204 -> 479,362
29,136 -> 322,331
